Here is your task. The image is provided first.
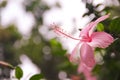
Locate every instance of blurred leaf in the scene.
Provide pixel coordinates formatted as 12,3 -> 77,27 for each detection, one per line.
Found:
107,39 -> 120,53
82,13 -> 90,17
30,74 -> 44,80
25,0 -> 50,13
109,17 -> 120,37
50,39 -> 61,47
96,23 -> 104,31
103,7 -> 111,14
0,0 -> 7,7
92,64 -> 102,74
57,61 -> 77,74
95,4 -> 102,8
50,39 -> 66,56
25,0 -> 38,11
55,2 -> 61,8
15,66 -> 23,79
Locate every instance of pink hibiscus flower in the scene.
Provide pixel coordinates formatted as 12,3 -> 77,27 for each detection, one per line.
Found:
51,14 -> 114,80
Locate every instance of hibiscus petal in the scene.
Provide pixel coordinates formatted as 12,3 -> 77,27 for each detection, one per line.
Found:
86,75 -> 97,80
89,14 -> 110,36
89,32 -> 114,48
78,61 -> 91,73
80,22 -> 94,38
80,43 -> 96,67
78,61 -> 85,73
80,14 -> 110,38
69,41 -> 81,63
78,61 -> 96,80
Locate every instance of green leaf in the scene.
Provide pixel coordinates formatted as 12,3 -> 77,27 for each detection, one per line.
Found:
30,74 -> 44,80
109,17 -> 120,36
96,23 -> 104,31
15,66 -> 23,79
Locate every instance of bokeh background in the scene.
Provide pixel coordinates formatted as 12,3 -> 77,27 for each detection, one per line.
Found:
0,0 -> 120,80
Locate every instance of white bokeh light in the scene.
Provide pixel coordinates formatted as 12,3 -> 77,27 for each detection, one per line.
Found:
1,0 -> 35,35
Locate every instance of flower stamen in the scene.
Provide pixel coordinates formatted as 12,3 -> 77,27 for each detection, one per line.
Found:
51,24 -> 80,40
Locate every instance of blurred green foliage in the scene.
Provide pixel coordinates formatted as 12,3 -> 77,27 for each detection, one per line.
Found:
0,0 -> 120,80
109,17 -> 120,37
96,23 -> 104,31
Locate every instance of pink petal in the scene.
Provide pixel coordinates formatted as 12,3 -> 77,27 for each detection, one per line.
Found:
78,61 -> 96,80
89,14 -> 110,36
80,43 -> 96,67
80,14 -> 110,38
80,22 -> 94,38
69,41 -> 81,63
78,61 -> 86,73
78,61 -> 92,73
86,75 -> 97,80
89,32 -> 114,48
83,68 -> 96,80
